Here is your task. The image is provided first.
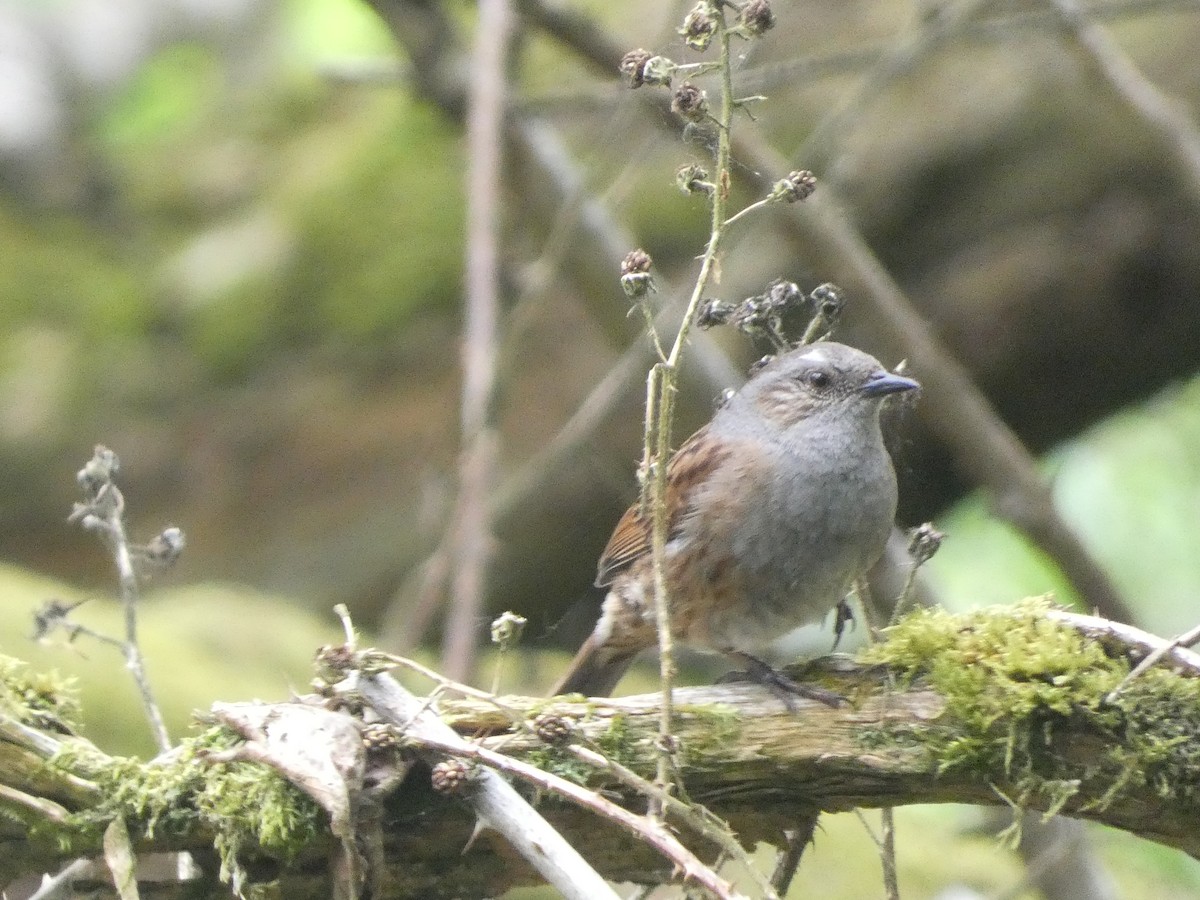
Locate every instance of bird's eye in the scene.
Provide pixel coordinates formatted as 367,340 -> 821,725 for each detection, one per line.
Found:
806,370 -> 831,389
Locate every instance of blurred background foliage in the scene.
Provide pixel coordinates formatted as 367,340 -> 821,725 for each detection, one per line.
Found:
2,0 -> 1200,895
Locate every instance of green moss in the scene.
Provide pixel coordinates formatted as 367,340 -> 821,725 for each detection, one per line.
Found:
0,655 -> 80,733
61,726 -> 324,886
861,598 -> 1200,812
675,703 -> 742,767
594,713 -> 643,770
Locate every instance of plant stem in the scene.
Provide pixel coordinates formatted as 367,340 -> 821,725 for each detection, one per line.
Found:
111,513 -> 171,753
644,13 -> 737,804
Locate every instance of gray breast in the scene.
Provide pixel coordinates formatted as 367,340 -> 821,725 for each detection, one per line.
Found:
705,423 -> 897,652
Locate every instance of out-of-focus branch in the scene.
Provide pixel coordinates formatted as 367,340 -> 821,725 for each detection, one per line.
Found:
795,0 -> 995,179
441,0 -> 512,681
515,0 -> 1199,95
362,0 -> 746,650
990,812 -> 1119,900
1049,0 -> 1200,210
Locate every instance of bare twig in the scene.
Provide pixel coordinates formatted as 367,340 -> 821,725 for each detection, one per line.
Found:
68,447 -> 172,753
353,671 -> 633,900
365,647 -> 777,897
880,808 -> 900,900
28,858 -> 95,900
408,729 -> 747,900
1106,619 -> 1200,701
1041,608 -> 1200,680
846,581 -> 901,897
441,0 -> 512,681
768,815 -> 818,896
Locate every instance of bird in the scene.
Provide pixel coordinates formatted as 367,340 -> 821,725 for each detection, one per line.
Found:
550,341 -> 919,700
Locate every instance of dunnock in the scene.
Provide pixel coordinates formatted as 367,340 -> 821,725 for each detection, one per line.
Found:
551,342 -> 919,700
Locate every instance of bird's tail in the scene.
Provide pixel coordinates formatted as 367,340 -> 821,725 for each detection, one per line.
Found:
549,632 -> 640,697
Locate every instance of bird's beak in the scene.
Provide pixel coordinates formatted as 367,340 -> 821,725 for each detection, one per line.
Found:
860,370 -> 920,397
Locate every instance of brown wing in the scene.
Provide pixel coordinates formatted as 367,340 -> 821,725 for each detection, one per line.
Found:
594,425 -> 732,587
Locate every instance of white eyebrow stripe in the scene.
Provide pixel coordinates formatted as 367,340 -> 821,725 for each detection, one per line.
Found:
799,349 -> 829,363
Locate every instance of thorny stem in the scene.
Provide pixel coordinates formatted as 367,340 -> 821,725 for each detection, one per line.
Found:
411,732 -> 745,900
643,11 -> 738,810
369,647 -> 773,895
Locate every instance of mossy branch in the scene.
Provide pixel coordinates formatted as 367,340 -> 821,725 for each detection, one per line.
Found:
4,602 -> 1200,897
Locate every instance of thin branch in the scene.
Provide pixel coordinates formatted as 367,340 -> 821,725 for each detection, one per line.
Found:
1049,0 -> 1200,211
1105,619 -> 1200,701
442,0 -> 512,681
370,649 -> 777,897
357,671 -> 619,900
111,515 -> 171,752
1044,608 -> 1200,678
880,808 -> 900,900
768,816 -> 818,897
68,447 -> 171,752
408,730 -> 747,900
28,858 -> 95,900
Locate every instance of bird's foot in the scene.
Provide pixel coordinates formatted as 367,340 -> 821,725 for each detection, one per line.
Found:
719,651 -> 845,710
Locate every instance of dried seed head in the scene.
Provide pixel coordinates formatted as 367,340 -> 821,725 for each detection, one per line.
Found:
641,55 -> 676,87
671,82 -> 709,122
532,713 -> 575,746
654,733 -> 681,754
619,48 -> 653,87
808,282 -> 844,321
679,3 -> 716,51
314,644 -> 357,682
731,297 -> 773,333
142,526 -> 186,567
490,611 -> 527,649
676,163 -> 714,196
765,279 -> 802,312
32,597 -> 87,642
770,170 -> 817,203
697,299 -> 736,329
76,445 -> 120,497
908,523 -> 945,567
431,758 -> 476,795
740,0 -> 775,36
621,248 -> 652,275
620,249 -> 656,299
361,723 -> 397,751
